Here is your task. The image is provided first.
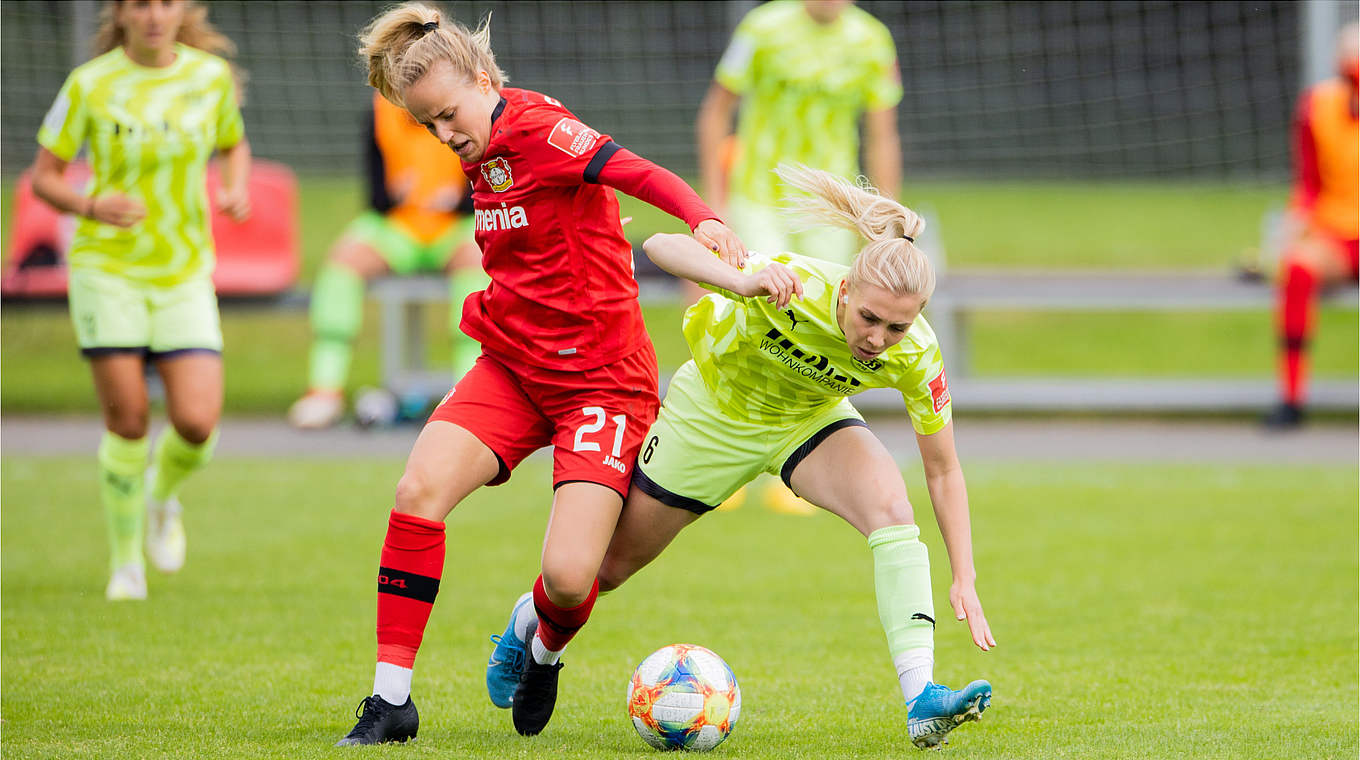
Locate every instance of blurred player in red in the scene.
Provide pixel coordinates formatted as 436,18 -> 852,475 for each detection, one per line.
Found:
336,2 -> 745,746
1268,23 -> 1359,429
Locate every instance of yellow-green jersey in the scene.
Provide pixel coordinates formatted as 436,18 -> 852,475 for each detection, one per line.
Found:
38,44 -> 245,287
715,0 -> 902,205
684,252 -> 951,434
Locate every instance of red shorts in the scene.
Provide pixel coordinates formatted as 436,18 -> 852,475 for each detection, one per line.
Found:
1343,238 -> 1359,279
427,343 -> 660,498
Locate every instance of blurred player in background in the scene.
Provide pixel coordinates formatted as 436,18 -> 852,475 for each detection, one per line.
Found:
492,165 -> 994,750
28,0 -> 249,601
695,0 -> 904,514
1267,22 -> 1359,429
697,0 -> 901,264
288,91 -> 483,430
337,3 -> 745,746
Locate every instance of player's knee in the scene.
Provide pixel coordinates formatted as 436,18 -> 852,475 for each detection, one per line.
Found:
393,470 -> 443,519
171,416 -> 217,445
539,561 -> 596,608
863,494 -> 914,532
103,403 -> 149,440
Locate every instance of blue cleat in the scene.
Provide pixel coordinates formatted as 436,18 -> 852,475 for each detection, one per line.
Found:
906,680 -> 992,749
486,592 -> 536,708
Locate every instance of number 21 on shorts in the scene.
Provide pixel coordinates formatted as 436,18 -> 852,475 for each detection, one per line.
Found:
572,406 -> 627,457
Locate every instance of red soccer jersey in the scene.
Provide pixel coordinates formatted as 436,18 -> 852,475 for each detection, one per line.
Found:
460,88 -> 648,371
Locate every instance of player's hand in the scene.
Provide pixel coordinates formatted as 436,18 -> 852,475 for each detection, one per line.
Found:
88,193 -> 147,228
735,261 -> 803,308
950,578 -> 997,652
216,183 -> 251,222
693,219 -> 747,269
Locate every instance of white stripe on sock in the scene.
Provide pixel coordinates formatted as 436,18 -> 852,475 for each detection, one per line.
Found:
531,634 -> 562,665
894,648 -> 933,703
373,661 -> 412,705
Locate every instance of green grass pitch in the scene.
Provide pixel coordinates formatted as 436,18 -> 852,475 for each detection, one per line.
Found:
2,455 -> 1355,758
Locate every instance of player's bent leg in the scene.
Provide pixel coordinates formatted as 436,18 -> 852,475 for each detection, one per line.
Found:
787,423 -> 950,723
148,352 -> 223,573
512,482 -> 622,736
785,422 -> 914,537
294,240 -> 389,429
90,355 -> 151,598
597,484 -> 701,592
907,680 -> 992,749
339,421 -> 501,746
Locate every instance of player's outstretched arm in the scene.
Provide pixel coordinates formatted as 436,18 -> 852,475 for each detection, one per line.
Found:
642,233 -> 802,307
594,147 -> 748,267
915,421 -> 997,652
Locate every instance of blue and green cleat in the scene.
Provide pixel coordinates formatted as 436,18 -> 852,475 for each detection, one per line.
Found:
486,591 -> 536,708
906,680 -> 991,749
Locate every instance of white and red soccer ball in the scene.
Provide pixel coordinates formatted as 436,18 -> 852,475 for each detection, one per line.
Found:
627,644 -> 741,751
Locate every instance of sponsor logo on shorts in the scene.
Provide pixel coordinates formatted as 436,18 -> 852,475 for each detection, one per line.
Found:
929,368 -> 950,413
602,455 -> 627,473
481,157 -> 513,192
547,117 -> 601,158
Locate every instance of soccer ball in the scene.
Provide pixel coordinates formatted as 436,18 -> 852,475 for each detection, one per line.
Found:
627,643 -> 741,751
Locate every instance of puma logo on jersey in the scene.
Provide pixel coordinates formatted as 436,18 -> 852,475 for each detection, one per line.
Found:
784,309 -> 804,330
475,203 -> 529,232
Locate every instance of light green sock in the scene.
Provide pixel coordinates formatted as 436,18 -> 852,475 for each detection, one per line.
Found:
868,524 -> 936,656
98,432 -> 149,571
151,427 -> 218,502
448,268 -> 488,378
308,263 -> 366,390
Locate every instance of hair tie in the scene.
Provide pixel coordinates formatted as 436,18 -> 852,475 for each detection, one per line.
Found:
902,234 -> 915,243
421,21 -> 438,33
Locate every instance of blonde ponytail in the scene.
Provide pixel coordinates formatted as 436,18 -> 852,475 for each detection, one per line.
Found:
358,2 -> 506,106
775,164 -> 935,301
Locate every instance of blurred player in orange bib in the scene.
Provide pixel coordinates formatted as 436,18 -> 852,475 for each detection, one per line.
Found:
288,91 -> 482,429
335,2 -> 747,746
1267,23 -> 1359,428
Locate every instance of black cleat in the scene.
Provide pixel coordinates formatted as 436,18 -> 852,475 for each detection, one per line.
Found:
336,695 -> 419,746
1262,402 -> 1304,430
512,658 -> 563,736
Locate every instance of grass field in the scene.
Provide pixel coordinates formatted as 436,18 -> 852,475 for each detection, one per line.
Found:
2,455 -> 1356,759
2,177 -> 1356,414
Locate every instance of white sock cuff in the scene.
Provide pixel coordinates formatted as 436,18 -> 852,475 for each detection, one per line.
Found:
373,661 -> 413,705
531,634 -> 563,665
513,591 -> 537,641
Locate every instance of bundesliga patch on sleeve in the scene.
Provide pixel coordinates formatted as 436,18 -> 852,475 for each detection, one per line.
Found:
547,118 -> 602,157
929,368 -> 950,413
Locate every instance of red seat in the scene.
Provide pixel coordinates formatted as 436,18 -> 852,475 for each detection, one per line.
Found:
2,159 -> 299,299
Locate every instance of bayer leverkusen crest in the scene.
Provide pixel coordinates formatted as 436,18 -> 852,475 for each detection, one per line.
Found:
481,157 -> 513,192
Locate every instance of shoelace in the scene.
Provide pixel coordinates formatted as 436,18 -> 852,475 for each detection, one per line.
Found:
489,634 -> 526,673
350,696 -> 382,732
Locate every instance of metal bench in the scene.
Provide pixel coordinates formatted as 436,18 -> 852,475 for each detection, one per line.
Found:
911,270 -> 1359,413
370,264 -> 1358,413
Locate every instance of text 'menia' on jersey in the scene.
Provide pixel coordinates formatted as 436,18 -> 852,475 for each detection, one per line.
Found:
686,251 -> 951,433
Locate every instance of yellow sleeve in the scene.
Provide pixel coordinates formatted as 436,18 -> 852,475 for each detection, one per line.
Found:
863,25 -> 904,112
214,65 -> 245,150
37,72 -> 88,161
897,339 -> 952,436
714,11 -> 760,94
